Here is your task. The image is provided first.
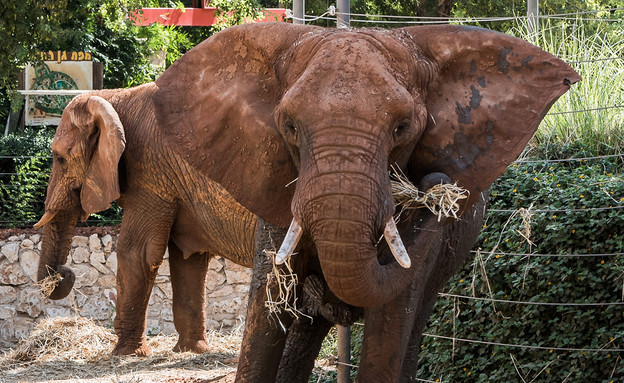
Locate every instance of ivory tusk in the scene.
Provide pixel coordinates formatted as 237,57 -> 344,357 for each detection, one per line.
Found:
276,219 -> 303,265
33,210 -> 57,229
384,218 -> 411,268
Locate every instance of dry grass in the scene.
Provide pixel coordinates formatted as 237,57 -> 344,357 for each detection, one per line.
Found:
264,250 -> 310,333
391,166 -> 469,221
36,271 -> 63,299
0,317 -> 243,383
9,316 -> 116,362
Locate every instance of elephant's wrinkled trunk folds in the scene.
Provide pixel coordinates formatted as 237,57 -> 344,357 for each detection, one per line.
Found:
36,208 -> 79,300
291,168 -> 420,308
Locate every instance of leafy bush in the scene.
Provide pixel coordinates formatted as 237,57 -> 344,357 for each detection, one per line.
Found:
0,128 -> 53,227
418,159 -> 624,382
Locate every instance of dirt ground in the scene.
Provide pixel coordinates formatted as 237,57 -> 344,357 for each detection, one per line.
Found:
0,347 -> 239,383
0,320 -> 240,383
0,228 -> 339,383
0,317 -> 338,383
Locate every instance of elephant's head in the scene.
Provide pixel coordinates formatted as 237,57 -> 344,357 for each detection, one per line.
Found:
34,94 -> 125,299
154,23 -> 579,307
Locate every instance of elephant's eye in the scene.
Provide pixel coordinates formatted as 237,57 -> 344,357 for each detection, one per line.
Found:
55,155 -> 67,168
393,121 -> 410,137
284,119 -> 298,137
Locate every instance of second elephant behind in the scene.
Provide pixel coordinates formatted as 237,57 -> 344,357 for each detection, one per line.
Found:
35,85 -> 258,356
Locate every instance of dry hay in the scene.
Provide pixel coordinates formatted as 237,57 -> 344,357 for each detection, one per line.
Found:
264,250 -> 311,332
8,316 -> 116,363
391,166 -> 469,221
36,268 -> 63,298
0,316 -> 243,382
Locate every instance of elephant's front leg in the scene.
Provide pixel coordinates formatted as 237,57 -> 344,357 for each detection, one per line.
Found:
358,284 -> 421,382
112,199 -> 177,356
276,275 -> 360,383
276,314 -> 333,383
168,242 -> 211,353
236,219 -> 294,383
400,192 -> 488,380
358,207 -> 447,381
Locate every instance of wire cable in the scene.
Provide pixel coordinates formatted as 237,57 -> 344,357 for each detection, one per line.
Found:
547,105 -> 624,115
422,333 -> 624,353
514,153 -> 624,163
438,293 -> 624,307
488,206 -> 624,213
337,7 -> 624,22
470,250 -> 622,258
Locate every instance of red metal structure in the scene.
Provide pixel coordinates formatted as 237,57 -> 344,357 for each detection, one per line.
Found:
133,4 -> 288,26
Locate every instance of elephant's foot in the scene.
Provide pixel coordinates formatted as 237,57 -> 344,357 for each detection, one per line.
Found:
173,338 -> 210,354
112,339 -> 153,357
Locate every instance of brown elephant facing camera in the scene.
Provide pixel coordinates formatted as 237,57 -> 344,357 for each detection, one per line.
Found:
36,22 -> 578,382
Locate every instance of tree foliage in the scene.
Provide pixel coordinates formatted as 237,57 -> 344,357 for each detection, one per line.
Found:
211,0 -> 265,32
0,0 -> 211,126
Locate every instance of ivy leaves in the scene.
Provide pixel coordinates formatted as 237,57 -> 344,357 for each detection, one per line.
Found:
419,159 -> 624,382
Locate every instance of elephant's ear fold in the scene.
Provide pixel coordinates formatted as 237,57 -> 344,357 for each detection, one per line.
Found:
80,96 -> 126,214
153,23 -> 321,227
405,25 -> 580,212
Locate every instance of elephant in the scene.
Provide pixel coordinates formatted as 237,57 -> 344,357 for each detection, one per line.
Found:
36,22 -> 579,381
34,84 -> 259,356
147,22 -> 579,382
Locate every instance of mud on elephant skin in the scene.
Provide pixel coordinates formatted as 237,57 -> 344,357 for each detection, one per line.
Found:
34,88 -> 259,356
154,22 -> 579,310
149,23 -> 578,381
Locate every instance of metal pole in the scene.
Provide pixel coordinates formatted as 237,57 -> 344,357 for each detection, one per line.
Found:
336,0 -> 350,28
337,325 -> 351,383
527,0 -> 539,35
4,113 -> 10,136
293,0 -> 304,24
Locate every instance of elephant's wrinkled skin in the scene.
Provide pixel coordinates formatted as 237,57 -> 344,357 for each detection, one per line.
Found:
151,23 -> 578,382
35,86 -> 258,356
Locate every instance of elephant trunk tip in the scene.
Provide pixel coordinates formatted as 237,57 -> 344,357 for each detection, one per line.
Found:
39,265 -> 76,300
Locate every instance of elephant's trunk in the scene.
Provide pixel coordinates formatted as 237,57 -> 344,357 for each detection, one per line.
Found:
37,208 -> 79,300
292,166 -> 417,307
312,217 -> 415,307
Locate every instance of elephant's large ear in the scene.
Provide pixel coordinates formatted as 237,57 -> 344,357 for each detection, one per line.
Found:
153,23 -> 321,227
79,96 -> 126,214
404,25 -> 580,212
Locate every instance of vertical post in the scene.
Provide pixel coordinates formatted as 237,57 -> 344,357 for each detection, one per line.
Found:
93,62 -> 103,90
293,0 -> 304,24
336,0 -> 350,28
337,325 -> 351,383
527,0 -> 539,35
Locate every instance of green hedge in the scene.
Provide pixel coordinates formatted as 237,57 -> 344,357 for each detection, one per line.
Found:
417,158 -> 624,382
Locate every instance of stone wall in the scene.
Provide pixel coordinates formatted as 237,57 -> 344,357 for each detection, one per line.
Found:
0,232 -> 252,348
